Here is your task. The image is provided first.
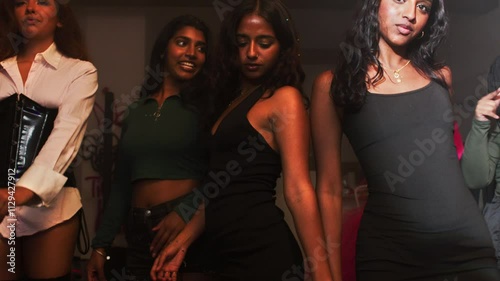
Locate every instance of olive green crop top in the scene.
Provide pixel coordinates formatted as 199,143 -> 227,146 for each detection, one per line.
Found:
92,95 -> 208,249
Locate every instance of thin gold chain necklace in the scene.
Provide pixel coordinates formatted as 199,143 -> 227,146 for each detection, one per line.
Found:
381,60 -> 411,83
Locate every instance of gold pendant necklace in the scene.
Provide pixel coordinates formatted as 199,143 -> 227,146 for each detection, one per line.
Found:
150,88 -> 168,121
381,60 -> 411,83
153,103 -> 163,121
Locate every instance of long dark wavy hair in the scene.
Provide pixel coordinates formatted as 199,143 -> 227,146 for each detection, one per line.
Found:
332,0 -> 449,112
212,0 -> 305,120
0,0 -> 89,61
139,14 -> 213,131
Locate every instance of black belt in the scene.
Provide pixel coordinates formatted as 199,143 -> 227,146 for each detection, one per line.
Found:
0,94 -> 75,187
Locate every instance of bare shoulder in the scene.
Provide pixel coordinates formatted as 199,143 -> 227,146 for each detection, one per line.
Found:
437,66 -> 452,88
268,85 -> 304,107
313,70 -> 334,93
311,69 -> 343,118
260,86 -> 307,133
311,70 -> 336,108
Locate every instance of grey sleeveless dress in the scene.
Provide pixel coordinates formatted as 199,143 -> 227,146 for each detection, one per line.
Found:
342,81 -> 500,280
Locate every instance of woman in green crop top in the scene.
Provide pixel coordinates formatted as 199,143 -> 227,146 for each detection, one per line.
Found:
462,56 -> 500,267
86,15 -> 212,281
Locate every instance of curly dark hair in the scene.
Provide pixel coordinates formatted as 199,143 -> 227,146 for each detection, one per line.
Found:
332,0 -> 449,112
139,14 -> 213,131
0,0 -> 89,61
212,0 -> 305,119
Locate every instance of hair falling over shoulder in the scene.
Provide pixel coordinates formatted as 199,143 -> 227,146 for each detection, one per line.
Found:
331,0 -> 449,113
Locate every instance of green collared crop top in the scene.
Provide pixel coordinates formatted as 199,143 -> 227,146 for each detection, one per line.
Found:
92,94 -> 208,249
120,95 -> 206,181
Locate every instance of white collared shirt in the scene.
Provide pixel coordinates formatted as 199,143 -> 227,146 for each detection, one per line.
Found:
0,43 -> 98,236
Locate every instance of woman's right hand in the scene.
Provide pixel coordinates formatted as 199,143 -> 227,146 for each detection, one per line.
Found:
475,88 -> 500,121
87,248 -> 107,281
150,240 -> 188,281
150,203 -> 206,281
150,211 -> 186,258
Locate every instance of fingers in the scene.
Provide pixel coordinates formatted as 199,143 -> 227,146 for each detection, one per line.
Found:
155,247 -> 170,272
492,88 -> 500,100
476,100 -> 500,120
151,246 -> 186,281
157,270 -> 176,281
151,262 -> 177,281
87,251 -> 107,281
165,228 -> 182,246
98,268 -> 107,281
151,227 -> 173,258
150,257 -> 161,281
152,245 -> 172,274
484,88 -> 500,99
475,89 -> 500,121
151,213 -> 186,257
87,268 -> 106,281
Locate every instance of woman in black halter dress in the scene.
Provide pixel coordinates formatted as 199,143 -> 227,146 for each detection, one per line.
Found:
311,0 -> 500,280
150,1 -> 332,281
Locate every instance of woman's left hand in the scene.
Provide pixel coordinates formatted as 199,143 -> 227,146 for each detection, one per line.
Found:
150,212 -> 186,257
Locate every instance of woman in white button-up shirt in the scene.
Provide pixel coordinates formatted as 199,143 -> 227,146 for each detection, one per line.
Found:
0,0 -> 97,280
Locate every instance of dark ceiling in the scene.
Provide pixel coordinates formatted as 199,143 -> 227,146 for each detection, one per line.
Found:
72,0 -> 354,9
72,0 -> 499,15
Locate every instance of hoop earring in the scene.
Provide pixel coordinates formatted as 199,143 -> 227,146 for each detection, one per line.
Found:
418,31 -> 425,39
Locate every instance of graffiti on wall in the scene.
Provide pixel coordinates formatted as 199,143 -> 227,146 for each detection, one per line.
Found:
77,89 -> 126,231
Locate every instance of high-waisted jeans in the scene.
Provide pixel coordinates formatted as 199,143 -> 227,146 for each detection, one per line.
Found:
124,194 -> 212,281
125,196 -> 186,281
